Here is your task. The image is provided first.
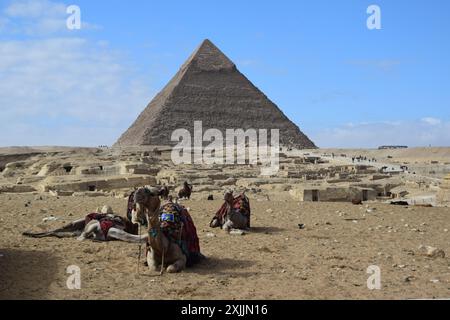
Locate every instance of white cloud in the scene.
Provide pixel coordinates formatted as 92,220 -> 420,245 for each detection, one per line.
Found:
312,118 -> 450,148
0,0 -> 154,147
421,117 -> 441,126
4,0 -> 66,18
0,37 -> 153,146
1,0 -> 98,35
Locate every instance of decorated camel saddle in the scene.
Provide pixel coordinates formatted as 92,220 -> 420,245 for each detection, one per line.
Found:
22,205 -> 142,242
210,192 -> 251,230
153,201 -> 202,266
84,212 -> 137,239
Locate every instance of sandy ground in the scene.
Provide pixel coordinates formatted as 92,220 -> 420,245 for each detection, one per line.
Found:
0,193 -> 449,300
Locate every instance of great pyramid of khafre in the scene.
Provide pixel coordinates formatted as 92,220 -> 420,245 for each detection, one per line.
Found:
115,39 -> 316,148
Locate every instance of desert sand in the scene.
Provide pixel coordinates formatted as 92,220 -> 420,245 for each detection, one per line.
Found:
1,193 -> 449,300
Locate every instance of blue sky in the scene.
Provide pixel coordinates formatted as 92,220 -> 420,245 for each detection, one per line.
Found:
1,0 -> 449,147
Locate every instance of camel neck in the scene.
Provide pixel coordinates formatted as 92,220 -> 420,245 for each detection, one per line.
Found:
147,214 -> 167,254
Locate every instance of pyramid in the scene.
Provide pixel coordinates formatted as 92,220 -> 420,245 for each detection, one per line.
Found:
115,39 -> 316,149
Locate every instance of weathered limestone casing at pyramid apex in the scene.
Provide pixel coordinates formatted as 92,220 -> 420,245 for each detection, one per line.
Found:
114,39 -> 316,149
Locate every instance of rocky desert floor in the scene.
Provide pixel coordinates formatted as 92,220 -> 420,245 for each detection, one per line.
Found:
1,193 -> 449,300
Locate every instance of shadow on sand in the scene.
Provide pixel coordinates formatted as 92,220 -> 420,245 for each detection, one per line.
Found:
186,256 -> 255,278
0,249 -> 58,300
248,226 -> 286,234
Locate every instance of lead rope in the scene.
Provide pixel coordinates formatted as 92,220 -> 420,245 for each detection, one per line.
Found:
137,222 -> 142,275
160,246 -> 165,276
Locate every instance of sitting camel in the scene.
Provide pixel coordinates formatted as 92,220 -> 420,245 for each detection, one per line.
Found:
210,190 -> 251,232
133,187 -> 203,273
178,181 -> 193,200
23,205 -> 146,243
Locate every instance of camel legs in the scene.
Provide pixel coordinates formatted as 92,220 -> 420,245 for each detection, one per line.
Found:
23,218 -> 86,238
107,228 -> 147,243
146,245 -> 187,273
53,218 -> 86,233
165,244 -> 187,273
222,220 -> 233,232
146,248 -> 159,272
166,251 -> 187,273
222,212 -> 248,232
77,221 -> 104,241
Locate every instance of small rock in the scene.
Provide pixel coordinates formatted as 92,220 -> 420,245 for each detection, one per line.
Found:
229,230 -> 245,236
404,276 -> 415,282
42,216 -> 58,222
430,279 -> 440,283
298,224 -> 305,230
266,209 -> 273,214
418,245 -> 445,258
206,233 -> 216,238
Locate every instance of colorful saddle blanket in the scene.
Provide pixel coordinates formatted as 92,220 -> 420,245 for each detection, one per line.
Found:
85,213 -> 126,238
212,194 -> 251,228
158,201 -> 201,265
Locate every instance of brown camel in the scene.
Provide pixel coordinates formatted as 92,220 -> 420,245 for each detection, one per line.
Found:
133,187 -> 187,273
178,181 -> 193,199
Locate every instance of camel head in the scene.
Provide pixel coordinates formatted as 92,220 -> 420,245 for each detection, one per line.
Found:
184,181 -> 192,190
224,190 -> 234,205
133,186 -> 161,224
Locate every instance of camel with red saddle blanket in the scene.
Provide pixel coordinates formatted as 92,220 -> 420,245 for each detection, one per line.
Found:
23,205 -> 147,243
210,190 -> 251,232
